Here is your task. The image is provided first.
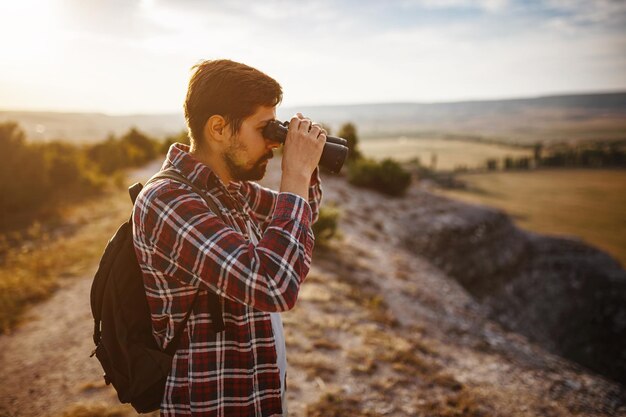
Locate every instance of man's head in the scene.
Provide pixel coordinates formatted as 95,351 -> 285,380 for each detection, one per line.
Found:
184,59 -> 283,150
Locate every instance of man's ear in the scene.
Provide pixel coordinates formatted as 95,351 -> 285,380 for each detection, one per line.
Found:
203,115 -> 230,146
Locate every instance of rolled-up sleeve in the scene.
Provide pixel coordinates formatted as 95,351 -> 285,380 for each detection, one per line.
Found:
133,183 -> 314,312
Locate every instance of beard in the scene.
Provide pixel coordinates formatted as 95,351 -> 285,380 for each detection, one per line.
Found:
224,139 -> 273,182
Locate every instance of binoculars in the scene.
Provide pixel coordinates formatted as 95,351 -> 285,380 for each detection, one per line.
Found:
262,120 -> 349,173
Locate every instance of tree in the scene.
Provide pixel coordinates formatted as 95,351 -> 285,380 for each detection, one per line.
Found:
0,121 -> 25,151
338,122 -> 362,161
533,142 -> 543,162
515,157 -> 530,170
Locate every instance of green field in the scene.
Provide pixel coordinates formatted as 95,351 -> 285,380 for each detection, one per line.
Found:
434,169 -> 626,268
360,137 -> 533,171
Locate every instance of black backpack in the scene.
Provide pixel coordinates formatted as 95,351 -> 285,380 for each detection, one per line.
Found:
90,168 -> 225,413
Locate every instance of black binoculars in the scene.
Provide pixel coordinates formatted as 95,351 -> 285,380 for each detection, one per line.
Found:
262,120 -> 349,173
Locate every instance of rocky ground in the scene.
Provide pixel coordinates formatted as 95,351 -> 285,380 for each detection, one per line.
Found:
0,159 -> 625,417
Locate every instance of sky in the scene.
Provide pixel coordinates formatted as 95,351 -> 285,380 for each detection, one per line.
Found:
0,0 -> 625,114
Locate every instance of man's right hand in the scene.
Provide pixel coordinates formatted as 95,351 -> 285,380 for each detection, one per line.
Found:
279,113 -> 326,200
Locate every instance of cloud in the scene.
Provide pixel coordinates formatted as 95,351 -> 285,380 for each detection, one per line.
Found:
61,0 -> 172,41
400,0 -> 510,13
1,0 -> 624,113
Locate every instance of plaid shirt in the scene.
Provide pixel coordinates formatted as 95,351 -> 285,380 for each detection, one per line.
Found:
132,143 -> 322,416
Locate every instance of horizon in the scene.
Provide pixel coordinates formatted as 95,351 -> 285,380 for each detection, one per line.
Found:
2,88 -> 625,117
1,0 -> 625,115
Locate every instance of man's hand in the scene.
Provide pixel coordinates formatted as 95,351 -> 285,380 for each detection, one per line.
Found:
280,113 -> 326,200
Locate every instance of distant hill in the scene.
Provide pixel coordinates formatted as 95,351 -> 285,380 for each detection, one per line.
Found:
0,111 -> 186,144
2,92 -> 625,145
278,91 -> 626,145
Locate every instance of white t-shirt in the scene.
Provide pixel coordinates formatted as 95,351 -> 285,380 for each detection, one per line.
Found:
247,222 -> 288,415
270,312 -> 287,414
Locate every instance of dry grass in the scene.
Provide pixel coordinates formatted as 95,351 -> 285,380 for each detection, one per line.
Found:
293,228 -> 513,416
436,168 -> 626,267
312,338 -> 341,350
0,186 -> 130,333
360,137 -> 534,171
56,403 -> 134,417
340,278 -> 399,327
393,255 -> 413,281
288,352 -> 337,380
418,389 -> 491,417
56,402 -> 160,417
346,347 -> 378,376
78,380 -> 109,392
305,392 -> 381,417
428,372 -> 464,391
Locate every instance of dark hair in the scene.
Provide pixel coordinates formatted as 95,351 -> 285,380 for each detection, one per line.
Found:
184,59 -> 283,148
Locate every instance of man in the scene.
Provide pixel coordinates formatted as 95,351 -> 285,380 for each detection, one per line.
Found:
132,59 -> 325,416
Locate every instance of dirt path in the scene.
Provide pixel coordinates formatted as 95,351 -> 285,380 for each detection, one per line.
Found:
0,272 -> 128,416
0,161 -> 164,417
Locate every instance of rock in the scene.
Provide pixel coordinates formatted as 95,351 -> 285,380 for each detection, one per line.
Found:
402,191 -> 626,386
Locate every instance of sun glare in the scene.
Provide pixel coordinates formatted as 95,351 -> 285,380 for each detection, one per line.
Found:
1,1 -> 61,59
139,0 -> 156,9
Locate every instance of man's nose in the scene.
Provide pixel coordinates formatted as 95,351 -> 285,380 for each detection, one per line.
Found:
265,138 -> 281,149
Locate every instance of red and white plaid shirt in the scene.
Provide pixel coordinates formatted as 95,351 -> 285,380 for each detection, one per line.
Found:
132,143 -> 322,416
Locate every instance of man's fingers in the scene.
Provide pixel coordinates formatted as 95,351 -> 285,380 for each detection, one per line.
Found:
293,113 -> 306,126
292,113 -> 325,136
312,124 -> 328,137
309,124 -> 322,137
311,122 -> 322,131
298,118 -> 311,132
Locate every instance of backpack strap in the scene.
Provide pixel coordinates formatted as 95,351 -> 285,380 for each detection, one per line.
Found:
145,168 -> 223,218
164,290 -> 203,356
129,182 -> 143,205
130,168 -> 226,338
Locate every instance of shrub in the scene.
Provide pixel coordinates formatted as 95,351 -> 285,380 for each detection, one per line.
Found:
515,156 -> 531,169
40,141 -> 86,187
161,130 -> 190,154
312,205 -> 341,248
87,127 -> 159,174
348,157 -> 411,196
486,158 -> 498,170
0,122 -> 155,231
0,122 -> 49,218
120,127 -> 158,165
87,137 -> 129,174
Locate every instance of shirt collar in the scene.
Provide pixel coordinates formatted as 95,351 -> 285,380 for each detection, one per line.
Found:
227,180 -> 243,195
162,142 -> 243,194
